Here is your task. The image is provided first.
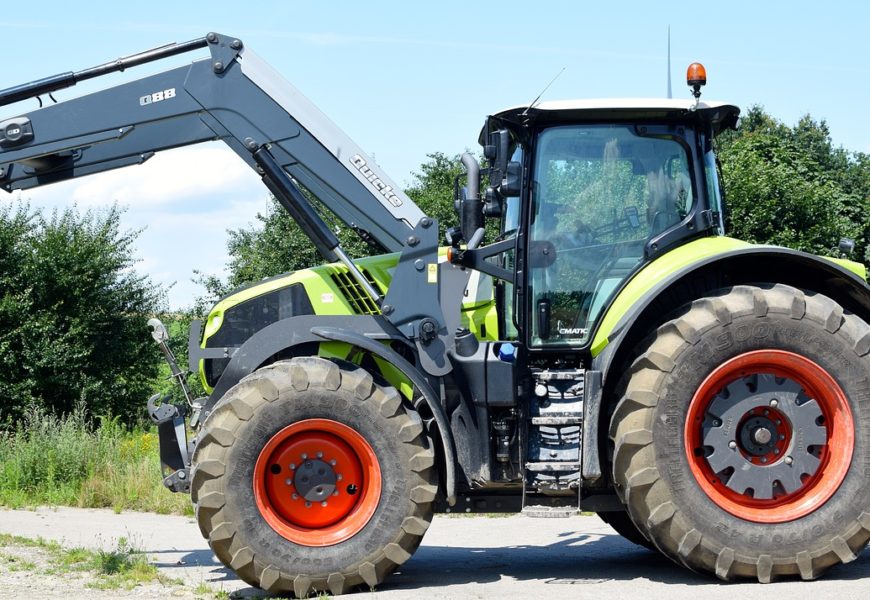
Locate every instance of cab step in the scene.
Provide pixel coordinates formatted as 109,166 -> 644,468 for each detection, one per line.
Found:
530,416 -> 582,425
525,461 -> 582,472
521,505 -> 578,518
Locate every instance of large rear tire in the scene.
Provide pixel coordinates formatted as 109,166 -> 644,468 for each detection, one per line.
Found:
610,284 -> 870,581
597,510 -> 656,550
191,357 -> 437,597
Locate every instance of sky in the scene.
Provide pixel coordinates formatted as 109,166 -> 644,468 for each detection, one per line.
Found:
2,1 -> 869,309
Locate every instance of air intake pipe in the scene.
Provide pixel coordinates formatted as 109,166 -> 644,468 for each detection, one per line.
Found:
460,153 -> 484,243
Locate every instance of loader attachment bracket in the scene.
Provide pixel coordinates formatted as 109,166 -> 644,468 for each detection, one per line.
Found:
147,393 -> 191,493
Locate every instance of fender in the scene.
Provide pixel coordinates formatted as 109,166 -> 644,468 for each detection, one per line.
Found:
584,241 -> 870,482
592,241 -> 870,383
202,313 -> 458,504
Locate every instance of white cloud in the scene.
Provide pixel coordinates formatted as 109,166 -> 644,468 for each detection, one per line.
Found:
11,144 -> 273,310
69,145 -> 258,209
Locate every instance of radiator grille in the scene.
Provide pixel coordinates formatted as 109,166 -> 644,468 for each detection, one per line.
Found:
330,269 -> 380,315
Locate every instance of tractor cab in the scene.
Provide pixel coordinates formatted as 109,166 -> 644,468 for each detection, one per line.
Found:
468,98 -> 739,352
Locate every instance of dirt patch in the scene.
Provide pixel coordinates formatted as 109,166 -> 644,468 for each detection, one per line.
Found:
0,539 -> 223,600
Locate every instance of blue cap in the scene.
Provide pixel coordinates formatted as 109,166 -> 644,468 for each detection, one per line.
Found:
498,343 -> 516,362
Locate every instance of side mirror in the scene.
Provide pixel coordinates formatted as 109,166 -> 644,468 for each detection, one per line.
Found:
500,161 -> 522,197
839,237 -> 856,257
486,129 -> 511,182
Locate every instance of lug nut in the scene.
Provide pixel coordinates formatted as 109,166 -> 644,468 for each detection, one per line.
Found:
321,501 -> 328,507
333,491 -> 339,496
785,456 -> 794,465
289,463 -> 296,470
285,478 -> 293,486
330,459 -> 337,466
301,453 -> 308,460
337,474 -> 343,480
292,493 -> 299,500
305,501 -> 312,508
316,451 -> 323,458
770,399 -> 779,408
728,441 -> 737,449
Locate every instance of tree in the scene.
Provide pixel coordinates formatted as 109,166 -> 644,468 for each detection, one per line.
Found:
0,203 -> 163,424
202,153 -> 468,302
405,152 -> 466,241
717,106 -> 869,258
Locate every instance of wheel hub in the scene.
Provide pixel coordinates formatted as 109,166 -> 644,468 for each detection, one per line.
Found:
253,418 -> 381,545
701,373 -> 824,499
293,458 -> 337,502
686,350 -> 854,523
738,413 -> 781,457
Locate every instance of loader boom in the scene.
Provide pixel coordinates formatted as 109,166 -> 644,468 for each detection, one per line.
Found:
0,33 -> 425,253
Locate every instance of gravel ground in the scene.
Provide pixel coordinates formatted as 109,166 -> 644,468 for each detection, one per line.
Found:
0,540 -> 202,599
1,507 -> 869,599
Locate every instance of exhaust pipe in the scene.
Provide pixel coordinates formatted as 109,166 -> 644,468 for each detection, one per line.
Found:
460,153 -> 483,243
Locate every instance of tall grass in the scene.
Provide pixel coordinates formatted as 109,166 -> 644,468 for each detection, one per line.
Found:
0,405 -> 192,515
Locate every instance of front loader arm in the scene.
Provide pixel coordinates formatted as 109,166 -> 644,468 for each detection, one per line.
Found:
0,32 -> 463,380
0,33 -> 424,253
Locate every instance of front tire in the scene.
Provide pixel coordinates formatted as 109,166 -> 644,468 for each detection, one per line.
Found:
191,357 -> 437,597
610,284 -> 870,581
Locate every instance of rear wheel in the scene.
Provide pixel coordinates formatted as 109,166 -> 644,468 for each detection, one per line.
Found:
597,510 -> 656,550
610,284 -> 870,581
191,357 -> 437,597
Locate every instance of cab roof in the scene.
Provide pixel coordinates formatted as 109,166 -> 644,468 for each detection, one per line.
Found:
485,98 -> 740,138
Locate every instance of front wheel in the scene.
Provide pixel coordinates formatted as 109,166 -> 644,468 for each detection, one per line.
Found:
191,357 -> 437,597
610,284 -> 870,581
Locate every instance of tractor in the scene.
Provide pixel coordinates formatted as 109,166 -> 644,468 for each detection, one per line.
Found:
2,34 -> 869,596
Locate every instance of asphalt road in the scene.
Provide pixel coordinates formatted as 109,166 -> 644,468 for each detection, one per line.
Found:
1,507 -> 869,599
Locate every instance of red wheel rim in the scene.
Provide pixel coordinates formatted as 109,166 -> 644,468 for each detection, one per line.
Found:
253,418 -> 381,546
685,350 -> 853,523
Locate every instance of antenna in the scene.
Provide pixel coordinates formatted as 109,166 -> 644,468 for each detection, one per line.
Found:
668,25 -> 674,100
522,67 -> 566,116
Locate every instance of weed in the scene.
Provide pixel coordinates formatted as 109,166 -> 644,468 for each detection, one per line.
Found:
1,531 -> 170,590
193,581 -> 213,596
0,551 -> 37,571
0,405 -> 191,514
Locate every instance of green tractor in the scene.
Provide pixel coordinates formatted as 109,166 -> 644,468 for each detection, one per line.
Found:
2,35 -> 869,596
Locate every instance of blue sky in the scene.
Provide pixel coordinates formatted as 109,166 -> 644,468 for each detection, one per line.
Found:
2,1 -> 869,309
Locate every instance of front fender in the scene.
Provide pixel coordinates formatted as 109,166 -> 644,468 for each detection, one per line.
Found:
205,314 -> 402,408
200,313 -> 459,504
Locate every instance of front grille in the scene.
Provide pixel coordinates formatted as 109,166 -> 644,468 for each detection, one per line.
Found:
330,269 -> 381,315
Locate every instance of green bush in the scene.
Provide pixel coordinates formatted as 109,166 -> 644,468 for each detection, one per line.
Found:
0,406 -> 190,514
0,203 -> 163,425
718,107 -> 868,259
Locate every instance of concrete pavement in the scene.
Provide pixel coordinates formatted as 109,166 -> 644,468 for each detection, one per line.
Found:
1,507 -> 869,598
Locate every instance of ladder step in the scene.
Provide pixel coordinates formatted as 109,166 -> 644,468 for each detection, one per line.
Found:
522,505 -> 578,518
536,369 -> 584,382
525,461 -> 582,472
531,416 -> 582,425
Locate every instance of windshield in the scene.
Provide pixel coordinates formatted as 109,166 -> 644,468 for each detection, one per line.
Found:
529,124 -> 694,346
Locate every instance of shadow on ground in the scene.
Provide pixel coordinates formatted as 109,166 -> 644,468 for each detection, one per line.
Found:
149,530 -> 870,597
